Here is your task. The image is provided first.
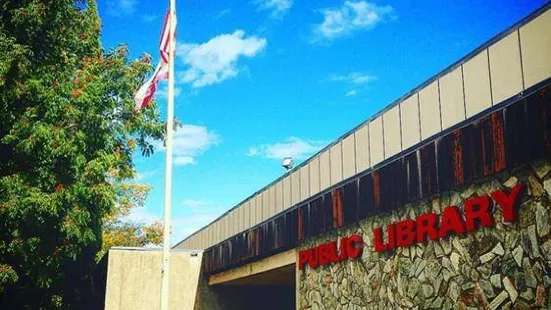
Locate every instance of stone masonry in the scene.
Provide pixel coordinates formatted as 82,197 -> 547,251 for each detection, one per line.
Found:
298,159 -> 551,310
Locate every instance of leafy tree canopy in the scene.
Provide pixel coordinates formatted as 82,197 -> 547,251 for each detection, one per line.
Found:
99,182 -> 163,260
0,0 -> 165,307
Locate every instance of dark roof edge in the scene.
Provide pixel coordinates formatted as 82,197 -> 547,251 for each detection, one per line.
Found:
173,1 -> 551,249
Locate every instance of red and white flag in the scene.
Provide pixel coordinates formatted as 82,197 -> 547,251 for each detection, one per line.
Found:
134,11 -> 176,111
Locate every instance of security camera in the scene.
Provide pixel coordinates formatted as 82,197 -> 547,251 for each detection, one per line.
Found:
282,157 -> 294,171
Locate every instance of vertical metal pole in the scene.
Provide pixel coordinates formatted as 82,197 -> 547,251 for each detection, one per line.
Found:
160,0 -> 176,309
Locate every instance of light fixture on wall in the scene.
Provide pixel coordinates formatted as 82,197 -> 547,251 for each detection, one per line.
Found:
282,157 -> 294,172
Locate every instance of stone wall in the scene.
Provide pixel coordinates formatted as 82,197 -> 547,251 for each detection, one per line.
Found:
298,159 -> 551,310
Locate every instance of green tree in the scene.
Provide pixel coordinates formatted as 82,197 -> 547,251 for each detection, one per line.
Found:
0,0 -> 165,308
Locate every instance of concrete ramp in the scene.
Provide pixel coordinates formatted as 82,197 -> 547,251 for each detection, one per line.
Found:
104,248 -> 202,310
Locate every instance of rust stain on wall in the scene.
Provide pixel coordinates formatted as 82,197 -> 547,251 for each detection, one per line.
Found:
491,112 -> 507,172
332,189 -> 344,228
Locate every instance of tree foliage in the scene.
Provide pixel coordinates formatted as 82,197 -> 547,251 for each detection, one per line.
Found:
0,0 -> 165,308
98,182 -> 163,260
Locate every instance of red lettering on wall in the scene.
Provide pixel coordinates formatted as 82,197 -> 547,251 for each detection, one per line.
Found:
491,184 -> 525,222
464,196 -> 493,232
346,235 -> 364,259
298,250 -> 311,270
308,249 -> 319,269
301,184 -> 526,258
327,241 -> 339,263
318,243 -> 332,266
298,235 -> 363,270
373,227 -> 389,252
395,219 -> 415,247
416,213 -> 438,243
338,237 -> 349,261
438,206 -> 466,238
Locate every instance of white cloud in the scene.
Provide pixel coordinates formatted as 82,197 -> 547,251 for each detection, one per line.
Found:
216,9 -> 231,19
313,1 -> 394,41
254,0 -> 293,18
345,89 -> 358,97
135,170 -> 158,181
106,0 -> 137,17
157,124 -> 220,166
247,137 -> 327,160
328,73 -> 376,96
177,30 -> 267,88
246,148 -> 259,157
125,207 -> 161,226
173,156 -> 196,166
156,85 -> 182,100
329,72 -> 376,85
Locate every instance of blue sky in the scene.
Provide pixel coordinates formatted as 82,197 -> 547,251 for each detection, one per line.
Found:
97,0 -> 547,244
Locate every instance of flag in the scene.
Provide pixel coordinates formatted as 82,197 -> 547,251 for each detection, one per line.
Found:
160,11 -> 172,64
133,62 -> 168,111
134,11 -> 176,111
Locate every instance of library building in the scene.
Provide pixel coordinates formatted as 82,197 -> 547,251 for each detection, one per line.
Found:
105,3 -> 551,310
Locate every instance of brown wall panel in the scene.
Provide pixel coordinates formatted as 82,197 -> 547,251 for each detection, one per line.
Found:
249,196 -> 257,227
291,171 -> 300,207
208,222 -> 215,246
268,186 -> 276,221
283,175 -> 291,210
221,216 -> 227,243
250,197 -> 257,227
330,142 -> 343,186
463,50 -> 492,117
213,221 -> 220,245
244,204 -> 250,234
221,215 -> 228,241
228,211 -> 233,238
439,67 -> 466,130
400,95 -> 421,149
369,116 -> 384,166
261,189 -> 269,222
520,9 -> 551,88
419,80 -> 442,140
489,31 -> 523,104
275,181 -> 283,215
228,211 -> 235,237
319,150 -> 331,191
299,164 -> 310,201
383,105 -> 402,158
355,124 -> 370,173
235,207 -> 241,236
310,157 -> 321,196
342,134 -> 356,179
204,228 -> 209,248
211,225 -> 216,247
255,194 -> 263,222
206,226 -> 211,248
201,228 -> 206,249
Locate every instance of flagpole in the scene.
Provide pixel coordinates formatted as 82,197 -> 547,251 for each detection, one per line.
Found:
160,0 -> 176,308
